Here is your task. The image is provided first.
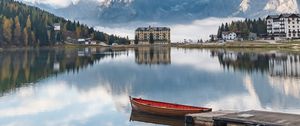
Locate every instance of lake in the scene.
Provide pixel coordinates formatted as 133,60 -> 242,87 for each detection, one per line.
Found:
0,47 -> 300,126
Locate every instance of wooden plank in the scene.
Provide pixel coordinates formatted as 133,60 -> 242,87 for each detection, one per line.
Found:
213,110 -> 300,126
185,111 -> 237,126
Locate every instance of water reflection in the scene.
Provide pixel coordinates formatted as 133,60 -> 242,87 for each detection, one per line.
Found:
135,47 -> 171,65
0,48 -> 126,96
211,50 -> 300,77
130,110 -> 184,126
0,48 -> 300,125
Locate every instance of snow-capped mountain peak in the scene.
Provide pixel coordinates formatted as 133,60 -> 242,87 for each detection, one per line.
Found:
240,0 -> 251,12
264,0 -> 299,13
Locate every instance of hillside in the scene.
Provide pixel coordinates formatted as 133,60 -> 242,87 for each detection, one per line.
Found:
0,0 -> 129,47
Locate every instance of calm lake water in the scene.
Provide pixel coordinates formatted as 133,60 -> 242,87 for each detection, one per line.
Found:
0,47 -> 300,126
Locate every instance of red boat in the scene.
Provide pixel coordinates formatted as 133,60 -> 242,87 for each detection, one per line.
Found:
130,96 -> 212,116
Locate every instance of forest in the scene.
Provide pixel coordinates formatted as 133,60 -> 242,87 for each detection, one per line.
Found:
217,18 -> 267,39
0,0 -> 129,47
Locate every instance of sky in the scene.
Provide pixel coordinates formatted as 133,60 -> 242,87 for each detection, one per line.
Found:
95,17 -> 244,42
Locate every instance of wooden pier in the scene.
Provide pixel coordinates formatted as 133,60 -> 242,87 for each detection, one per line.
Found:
185,111 -> 237,126
185,110 -> 300,126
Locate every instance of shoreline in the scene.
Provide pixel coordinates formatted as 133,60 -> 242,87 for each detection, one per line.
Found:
1,41 -> 300,51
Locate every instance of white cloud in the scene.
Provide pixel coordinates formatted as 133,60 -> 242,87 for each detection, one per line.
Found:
171,49 -> 223,72
19,0 -> 80,8
18,0 -> 133,8
170,17 -> 243,42
0,80 -> 130,126
95,17 -> 244,42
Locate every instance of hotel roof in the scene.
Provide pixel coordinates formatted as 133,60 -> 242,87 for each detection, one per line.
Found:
266,14 -> 300,19
136,27 -> 170,31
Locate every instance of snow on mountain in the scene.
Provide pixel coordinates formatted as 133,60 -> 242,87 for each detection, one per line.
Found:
264,0 -> 299,13
236,0 -> 300,18
240,0 -> 251,12
18,0 -> 300,24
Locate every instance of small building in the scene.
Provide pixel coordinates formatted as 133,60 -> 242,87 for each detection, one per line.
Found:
112,43 -> 119,46
248,32 -> 258,40
53,23 -> 61,31
78,38 -> 86,44
222,32 -> 237,40
90,41 -> 97,45
135,26 -> 171,44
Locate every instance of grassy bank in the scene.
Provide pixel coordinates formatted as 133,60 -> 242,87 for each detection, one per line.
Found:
175,41 -> 300,50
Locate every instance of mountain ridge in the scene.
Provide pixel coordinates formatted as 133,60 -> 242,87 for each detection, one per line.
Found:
18,0 -> 300,25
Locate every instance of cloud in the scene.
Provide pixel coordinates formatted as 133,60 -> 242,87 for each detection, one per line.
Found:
18,0 -> 134,8
18,0 -> 81,8
95,17 -> 244,42
0,80 -> 130,126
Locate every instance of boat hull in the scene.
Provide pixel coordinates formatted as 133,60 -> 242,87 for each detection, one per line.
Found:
130,97 -> 212,117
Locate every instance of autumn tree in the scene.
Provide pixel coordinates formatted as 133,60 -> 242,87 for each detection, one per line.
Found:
13,16 -> 21,45
76,26 -> 81,38
23,28 -> 28,46
2,17 -> 13,43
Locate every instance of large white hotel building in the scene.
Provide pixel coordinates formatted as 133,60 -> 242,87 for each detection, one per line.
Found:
267,14 -> 300,39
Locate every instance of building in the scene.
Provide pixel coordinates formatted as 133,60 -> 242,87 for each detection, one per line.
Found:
135,26 -> 171,44
222,32 -> 237,40
248,32 -> 258,40
53,23 -> 61,31
266,14 -> 300,39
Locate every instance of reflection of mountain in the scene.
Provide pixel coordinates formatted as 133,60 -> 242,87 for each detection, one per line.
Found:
134,47 -> 171,65
269,76 -> 300,99
0,48 -> 124,96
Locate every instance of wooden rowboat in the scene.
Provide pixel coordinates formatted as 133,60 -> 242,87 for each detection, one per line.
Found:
130,96 -> 212,117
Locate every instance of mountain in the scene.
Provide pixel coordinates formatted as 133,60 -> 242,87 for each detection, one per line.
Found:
235,0 -> 299,17
18,0 -> 300,25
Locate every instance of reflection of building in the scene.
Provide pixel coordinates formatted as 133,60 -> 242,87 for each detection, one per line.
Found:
212,50 -> 300,78
269,54 -> 300,77
211,50 -> 270,72
135,26 -> 171,44
135,47 -> 171,65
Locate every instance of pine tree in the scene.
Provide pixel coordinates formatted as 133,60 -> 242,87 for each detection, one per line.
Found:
134,35 -> 139,44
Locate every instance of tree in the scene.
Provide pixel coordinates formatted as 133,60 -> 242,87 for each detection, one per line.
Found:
134,35 -> 139,44
13,16 -> 21,45
149,33 -> 154,44
225,23 -> 229,31
31,31 -> 36,46
23,28 -> 28,46
76,26 -> 81,38
2,17 -> 13,43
